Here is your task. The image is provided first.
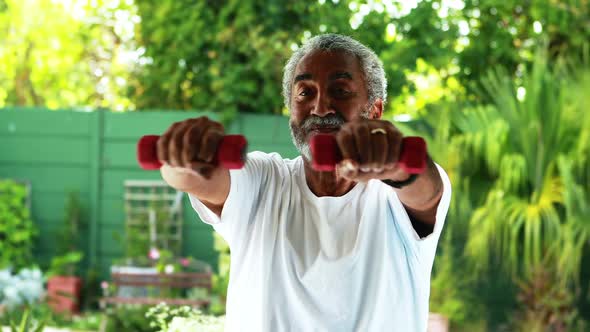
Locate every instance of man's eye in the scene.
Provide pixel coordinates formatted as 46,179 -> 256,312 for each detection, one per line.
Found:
298,89 -> 311,96
335,88 -> 351,96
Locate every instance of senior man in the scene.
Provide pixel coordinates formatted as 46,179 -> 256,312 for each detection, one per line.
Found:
157,34 -> 451,332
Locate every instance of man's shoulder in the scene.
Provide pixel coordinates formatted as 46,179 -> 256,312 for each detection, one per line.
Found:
244,151 -> 301,177
246,151 -> 300,167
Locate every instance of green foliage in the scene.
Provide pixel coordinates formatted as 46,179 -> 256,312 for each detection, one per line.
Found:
0,0 -> 136,109
459,0 -> 590,93
122,194 -> 179,261
1,0 -> 589,116
6,308 -> 46,332
429,231 -> 469,325
101,305 -> 157,332
48,191 -> 85,277
512,265 -> 585,332
132,0 -> 352,116
145,303 -> 224,332
460,49 -> 589,280
47,251 -> 84,278
0,179 -> 36,270
210,232 -> 230,315
1,303 -> 101,331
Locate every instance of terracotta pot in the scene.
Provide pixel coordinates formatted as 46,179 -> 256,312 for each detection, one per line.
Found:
47,276 -> 83,314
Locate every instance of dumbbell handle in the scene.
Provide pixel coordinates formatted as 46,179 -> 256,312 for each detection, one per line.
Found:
310,134 -> 427,174
137,134 -> 247,170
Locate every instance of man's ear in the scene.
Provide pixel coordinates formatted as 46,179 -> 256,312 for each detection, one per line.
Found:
370,98 -> 384,119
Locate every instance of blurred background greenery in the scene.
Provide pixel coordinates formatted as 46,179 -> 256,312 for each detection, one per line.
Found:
1,0 -> 589,331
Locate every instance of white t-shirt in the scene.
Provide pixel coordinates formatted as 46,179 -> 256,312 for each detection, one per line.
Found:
189,151 -> 452,332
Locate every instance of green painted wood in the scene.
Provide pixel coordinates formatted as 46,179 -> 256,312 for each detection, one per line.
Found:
101,169 -> 163,197
103,111 -> 218,139
246,144 -> 299,159
99,225 -> 125,255
99,198 -> 125,226
102,141 -> 140,168
31,193 -> 89,222
0,166 -> 89,193
182,228 -> 215,256
0,108 -> 91,136
88,110 -> 103,268
237,113 -> 293,144
0,137 -> 90,164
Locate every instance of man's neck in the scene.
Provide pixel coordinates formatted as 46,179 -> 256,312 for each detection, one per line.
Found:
302,158 -> 357,197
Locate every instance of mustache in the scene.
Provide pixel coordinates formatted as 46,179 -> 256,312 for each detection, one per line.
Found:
300,114 -> 345,132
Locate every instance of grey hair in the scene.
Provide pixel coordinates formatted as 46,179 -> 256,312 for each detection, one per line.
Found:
282,34 -> 387,111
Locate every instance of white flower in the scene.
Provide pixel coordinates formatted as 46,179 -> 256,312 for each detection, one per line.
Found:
164,264 -> 175,274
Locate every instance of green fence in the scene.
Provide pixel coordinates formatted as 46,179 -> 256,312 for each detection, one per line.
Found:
0,107 -> 297,279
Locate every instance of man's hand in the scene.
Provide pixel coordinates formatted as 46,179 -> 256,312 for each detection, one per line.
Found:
335,119 -> 410,182
157,116 -> 225,179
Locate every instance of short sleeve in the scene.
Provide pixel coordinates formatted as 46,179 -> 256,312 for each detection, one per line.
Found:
387,163 -> 452,272
188,151 -> 271,245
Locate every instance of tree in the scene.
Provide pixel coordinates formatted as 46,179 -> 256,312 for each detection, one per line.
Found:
459,50 -> 590,285
0,0 -> 136,109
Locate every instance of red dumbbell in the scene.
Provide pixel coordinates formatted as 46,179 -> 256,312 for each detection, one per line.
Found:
137,134 -> 248,170
310,134 -> 427,174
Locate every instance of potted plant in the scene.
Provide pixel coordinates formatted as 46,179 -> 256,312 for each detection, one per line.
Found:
46,191 -> 84,315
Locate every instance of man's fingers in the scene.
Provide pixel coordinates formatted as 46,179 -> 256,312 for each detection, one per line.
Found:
182,119 -> 208,166
169,121 -> 193,167
337,159 -> 359,179
385,126 -> 402,167
157,121 -> 182,165
336,128 -> 360,163
354,123 -> 371,165
198,124 -> 224,163
370,127 -> 388,171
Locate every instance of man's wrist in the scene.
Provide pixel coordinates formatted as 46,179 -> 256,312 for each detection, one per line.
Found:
381,174 -> 418,189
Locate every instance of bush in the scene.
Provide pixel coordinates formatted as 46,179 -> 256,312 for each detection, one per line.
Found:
101,305 -> 156,332
146,303 -> 224,332
0,179 -> 36,270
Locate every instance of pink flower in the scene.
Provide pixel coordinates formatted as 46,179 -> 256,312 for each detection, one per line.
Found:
149,247 -> 160,260
101,281 -> 109,289
180,258 -> 190,267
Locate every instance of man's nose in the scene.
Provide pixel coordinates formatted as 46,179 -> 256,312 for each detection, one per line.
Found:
310,92 -> 335,117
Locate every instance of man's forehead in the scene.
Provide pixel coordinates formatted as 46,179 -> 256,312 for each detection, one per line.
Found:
294,71 -> 353,83
294,51 -> 361,82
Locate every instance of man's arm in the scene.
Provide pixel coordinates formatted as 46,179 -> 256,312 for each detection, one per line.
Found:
390,157 -> 443,226
157,117 -> 230,217
160,165 -> 229,217
335,119 -> 445,228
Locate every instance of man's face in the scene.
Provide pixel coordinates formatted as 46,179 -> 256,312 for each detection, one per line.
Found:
288,50 -> 379,160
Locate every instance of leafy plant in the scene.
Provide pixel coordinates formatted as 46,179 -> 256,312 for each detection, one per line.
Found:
47,251 -> 84,278
463,49 -> 590,282
101,305 -> 157,332
123,193 -> 179,262
0,179 -> 36,270
210,232 -> 230,315
7,308 -> 46,332
512,265 -> 585,332
429,230 -> 470,326
145,303 -> 224,332
48,191 -> 85,277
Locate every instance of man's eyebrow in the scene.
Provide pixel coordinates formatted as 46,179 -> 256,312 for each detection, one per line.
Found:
329,72 -> 353,80
294,73 -> 312,82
